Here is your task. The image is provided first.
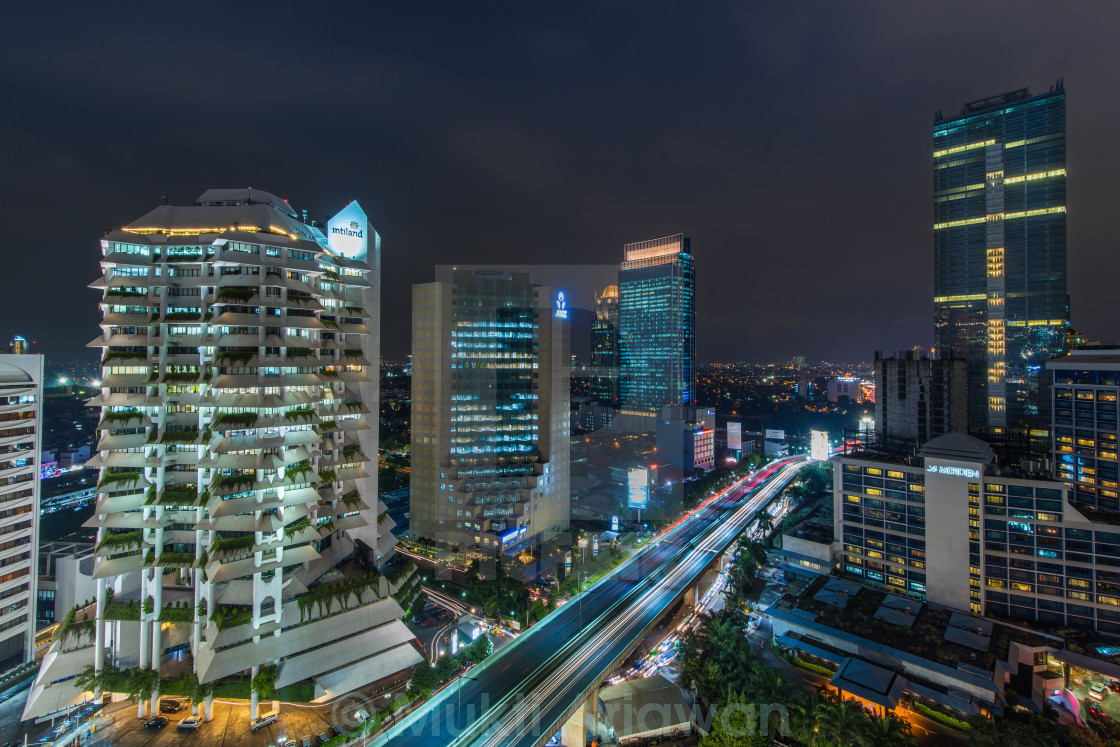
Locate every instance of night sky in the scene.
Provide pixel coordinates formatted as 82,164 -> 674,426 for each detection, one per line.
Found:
5,3 -> 1118,364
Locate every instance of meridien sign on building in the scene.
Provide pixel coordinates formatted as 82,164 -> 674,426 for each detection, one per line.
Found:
926,463 -> 981,479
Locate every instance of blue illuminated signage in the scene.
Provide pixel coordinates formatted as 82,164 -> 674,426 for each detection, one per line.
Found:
554,291 -> 568,320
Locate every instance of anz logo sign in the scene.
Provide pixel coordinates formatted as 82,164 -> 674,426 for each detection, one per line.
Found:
555,291 -> 568,320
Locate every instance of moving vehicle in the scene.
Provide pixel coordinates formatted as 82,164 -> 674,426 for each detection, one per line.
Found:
144,716 -> 170,730
1089,704 -> 1107,721
1090,683 -> 1107,701
178,718 -> 202,731
250,711 -> 280,731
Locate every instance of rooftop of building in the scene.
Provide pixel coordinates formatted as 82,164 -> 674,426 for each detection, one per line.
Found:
783,519 -> 833,545
839,432 -> 1058,482
774,574 -> 1057,674
934,79 -> 1063,121
1047,348 -> 1120,367
118,188 -> 321,242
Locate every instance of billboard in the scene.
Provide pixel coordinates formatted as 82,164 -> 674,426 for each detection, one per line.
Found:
765,429 -> 785,442
727,422 -> 742,451
811,430 -> 830,462
326,200 -> 370,261
627,467 -> 649,509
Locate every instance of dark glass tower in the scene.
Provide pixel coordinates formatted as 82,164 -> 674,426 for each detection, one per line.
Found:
933,82 -> 1068,440
618,234 -> 696,415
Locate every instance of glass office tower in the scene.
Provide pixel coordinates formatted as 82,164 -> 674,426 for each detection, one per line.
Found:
933,82 -> 1068,441
411,271 -> 570,555
618,235 -> 696,416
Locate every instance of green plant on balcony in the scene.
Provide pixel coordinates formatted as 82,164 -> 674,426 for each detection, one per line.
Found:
341,492 -> 362,510
284,407 -> 314,423
319,368 -> 340,379
146,551 -> 195,568
210,533 -> 255,557
158,601 -> 195,623
286,347 -> 314,359
344,306 -> 364,314
317,420 -> 338,433
284,460 -> 314,482
164,312 -> 203,322
142,595 -> 154,615
210,605 -> 252,631
284,517 -> 311,539
162,371 -> 201,384
217,287 -> 254,302
103,601 -> 141,622
342,348 -> 363,357
344,401 -> 363,414
318,469 -> 337,485
320,318 -> 339,330
56,605 -> 96,645
317,519 -> 335,535
96,530 -> 143,553
146,485 -> 196,506
212,411 -> 258,429
287,293 -> 313,305
105,289 -> 146,299
101,350 -> 148,366
97,471 -> 142,490
211,472 -> 256,491
98,408 -> 143,428
159,429 -> 199,444
214,350 -> 254,365
322,269 -> 340,280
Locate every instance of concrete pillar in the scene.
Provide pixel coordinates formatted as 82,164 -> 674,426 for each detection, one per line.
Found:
250,665 -> 260,720
560,689 -> 597,747
93,578 -> 105,700
204,695 -> 214,722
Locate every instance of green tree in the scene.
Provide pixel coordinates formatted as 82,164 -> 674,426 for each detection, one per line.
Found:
250,664 -> 277,700
699,691 -> 771,747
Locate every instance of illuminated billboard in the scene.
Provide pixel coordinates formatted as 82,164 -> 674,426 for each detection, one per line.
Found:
326,200 -> 369,261
765,429 -> 785,442
810,430 -> 829,462
627,467 -> 649,509
727,422 -> 742,451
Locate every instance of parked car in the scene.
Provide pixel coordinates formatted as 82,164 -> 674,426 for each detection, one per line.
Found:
250,711 -> 280,731
159,698 -> 183,713
283,740 -> 297,747
1091,683 -> 1107,701
1108,680 -> 1120,694
1089,703 -> 1107,721
330,722 -> 344,737
178,718 -> 202,732
316,730 -> 331,745
301,736 -> 312,747
144,716 -> 170,730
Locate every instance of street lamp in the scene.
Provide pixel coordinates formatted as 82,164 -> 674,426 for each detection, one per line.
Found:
578,537 -> 588,567
578,571 -> 589,629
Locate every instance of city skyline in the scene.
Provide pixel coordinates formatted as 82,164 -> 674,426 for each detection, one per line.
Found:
5,4 -> 1120,365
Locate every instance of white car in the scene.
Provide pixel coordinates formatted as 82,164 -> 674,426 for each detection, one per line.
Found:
178,717 -> 202,731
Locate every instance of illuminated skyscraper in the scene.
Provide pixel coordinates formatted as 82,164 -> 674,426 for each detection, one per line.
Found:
24,189 -> 421,723
933,82 -> 1068,439
411,270 -> 570,555
590,284 -> 620,407
618,234 -> 695,417
0,354 -> 42,669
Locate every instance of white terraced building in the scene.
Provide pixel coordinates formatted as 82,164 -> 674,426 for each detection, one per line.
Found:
0,354 -> 43,670
23,189 -> 422,723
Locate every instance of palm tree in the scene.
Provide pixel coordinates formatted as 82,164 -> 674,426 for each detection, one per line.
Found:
854,712 -> 915,747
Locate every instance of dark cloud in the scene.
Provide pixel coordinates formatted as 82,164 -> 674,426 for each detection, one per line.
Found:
2,2 -> 1117,363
